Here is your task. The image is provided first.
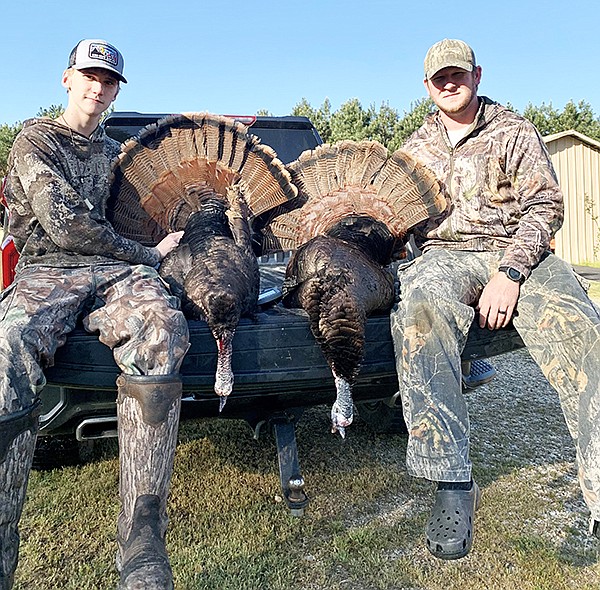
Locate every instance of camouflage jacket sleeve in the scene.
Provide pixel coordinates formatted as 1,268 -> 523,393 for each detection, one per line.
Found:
498,119 -> 563,276
7,121 -> 160,268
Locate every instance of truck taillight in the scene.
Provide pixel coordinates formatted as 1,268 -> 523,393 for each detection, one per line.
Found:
1,235 -> 18,289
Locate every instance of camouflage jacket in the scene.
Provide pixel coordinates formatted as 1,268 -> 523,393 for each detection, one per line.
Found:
5,117 -> 160,271
402,97 -> 563,278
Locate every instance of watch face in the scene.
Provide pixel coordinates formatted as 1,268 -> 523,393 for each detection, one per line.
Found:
507,267 -> 522,281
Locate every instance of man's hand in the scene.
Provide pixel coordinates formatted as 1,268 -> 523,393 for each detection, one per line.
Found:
155,231 -> 184,261
476,272 -> 520,330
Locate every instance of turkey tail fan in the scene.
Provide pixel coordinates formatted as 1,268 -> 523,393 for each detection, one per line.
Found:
263,141 -> 388,251
260,208 -> 303,252
285,144 -> 336,198
107,170 -> 166,245
264,140 -> 446,255
274,190 -> 408,250
371,149 -> 447,237
332,140 -> 388,188
108,112 -> 297,244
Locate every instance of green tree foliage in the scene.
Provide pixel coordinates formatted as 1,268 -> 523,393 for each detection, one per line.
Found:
329,98 -> 371,143
291,96 -> 600,150
1,105 -> 66,176
2,98 -> 600,176
37,104 -> 65,119
522,102 -> 562,136
0,123 -> 23,177
395,98 -> 435,146
291,98 -> 332,142
367,102 -> 402,152
522,100 -> 600,141
291,97 -> 435,150
558,100 -> 600,140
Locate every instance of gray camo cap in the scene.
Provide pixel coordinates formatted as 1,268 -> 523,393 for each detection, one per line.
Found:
424,39 -> 476,80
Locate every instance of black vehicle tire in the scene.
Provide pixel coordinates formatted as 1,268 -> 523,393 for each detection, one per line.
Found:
32,435 -> 95,471
356,396 -> 408,435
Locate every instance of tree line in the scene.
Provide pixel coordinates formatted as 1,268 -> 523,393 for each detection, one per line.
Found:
2,98 -> 600,177
286,97 -> 600,149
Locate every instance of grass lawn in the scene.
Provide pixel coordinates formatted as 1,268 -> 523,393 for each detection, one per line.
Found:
588,280 -> 600,303
573,260 -> 600,302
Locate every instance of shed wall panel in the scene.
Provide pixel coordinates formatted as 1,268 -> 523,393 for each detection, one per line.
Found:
546,134 -> 600,264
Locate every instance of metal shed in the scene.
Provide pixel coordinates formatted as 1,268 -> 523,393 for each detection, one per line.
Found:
544,130 -> 600,264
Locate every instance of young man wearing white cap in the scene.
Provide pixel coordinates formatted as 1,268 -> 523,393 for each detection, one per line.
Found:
390,38 -> 600,560
0,39 -> 188,589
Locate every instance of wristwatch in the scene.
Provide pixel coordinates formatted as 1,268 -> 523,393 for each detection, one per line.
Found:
498,266 -> 524,283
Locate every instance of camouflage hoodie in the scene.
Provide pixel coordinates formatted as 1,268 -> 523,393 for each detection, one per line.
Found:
402,97 -> 563,278
5,117 -> 160,271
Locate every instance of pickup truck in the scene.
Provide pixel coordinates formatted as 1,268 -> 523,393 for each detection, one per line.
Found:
0,112 -> 525,514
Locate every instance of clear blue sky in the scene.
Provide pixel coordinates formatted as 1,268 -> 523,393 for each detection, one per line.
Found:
2,0 -> 598,125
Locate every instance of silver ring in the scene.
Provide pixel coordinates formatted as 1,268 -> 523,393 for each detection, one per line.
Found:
498,310 -> 507,315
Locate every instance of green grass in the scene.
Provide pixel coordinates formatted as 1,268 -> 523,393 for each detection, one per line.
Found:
574,261 -> 600,302
588,280 -> 600,303
578,261 -> 600,268
13,355 -> 600,590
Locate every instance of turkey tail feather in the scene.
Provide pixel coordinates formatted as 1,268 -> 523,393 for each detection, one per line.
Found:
108,113 -> 297,243
372,149 -> 447,236
267,140 -> 447,258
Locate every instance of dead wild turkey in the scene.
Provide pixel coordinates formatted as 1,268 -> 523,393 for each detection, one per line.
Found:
108,112 -> 298,410
266,140 -> 447,437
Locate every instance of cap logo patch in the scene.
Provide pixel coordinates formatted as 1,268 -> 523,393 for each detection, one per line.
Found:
88,42 -> 118,67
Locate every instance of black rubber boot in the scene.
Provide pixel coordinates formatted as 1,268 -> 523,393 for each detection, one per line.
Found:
117,495 -> 173,590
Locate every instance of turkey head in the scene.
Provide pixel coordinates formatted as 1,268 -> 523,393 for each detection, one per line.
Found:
108,113 -> 298,410
271,140 -> 446,436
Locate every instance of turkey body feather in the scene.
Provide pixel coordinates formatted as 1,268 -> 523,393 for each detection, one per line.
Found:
284,235 -> 395,382
283,234 -> 395,436
159,203 -> 259,330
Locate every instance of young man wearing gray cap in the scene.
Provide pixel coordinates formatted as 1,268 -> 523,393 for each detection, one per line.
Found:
390,38 -> 600,560
0,39 -> 188,589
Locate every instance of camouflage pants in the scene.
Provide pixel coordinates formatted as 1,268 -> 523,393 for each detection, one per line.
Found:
390,249 -> 600,519
0,263 -> 190,415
